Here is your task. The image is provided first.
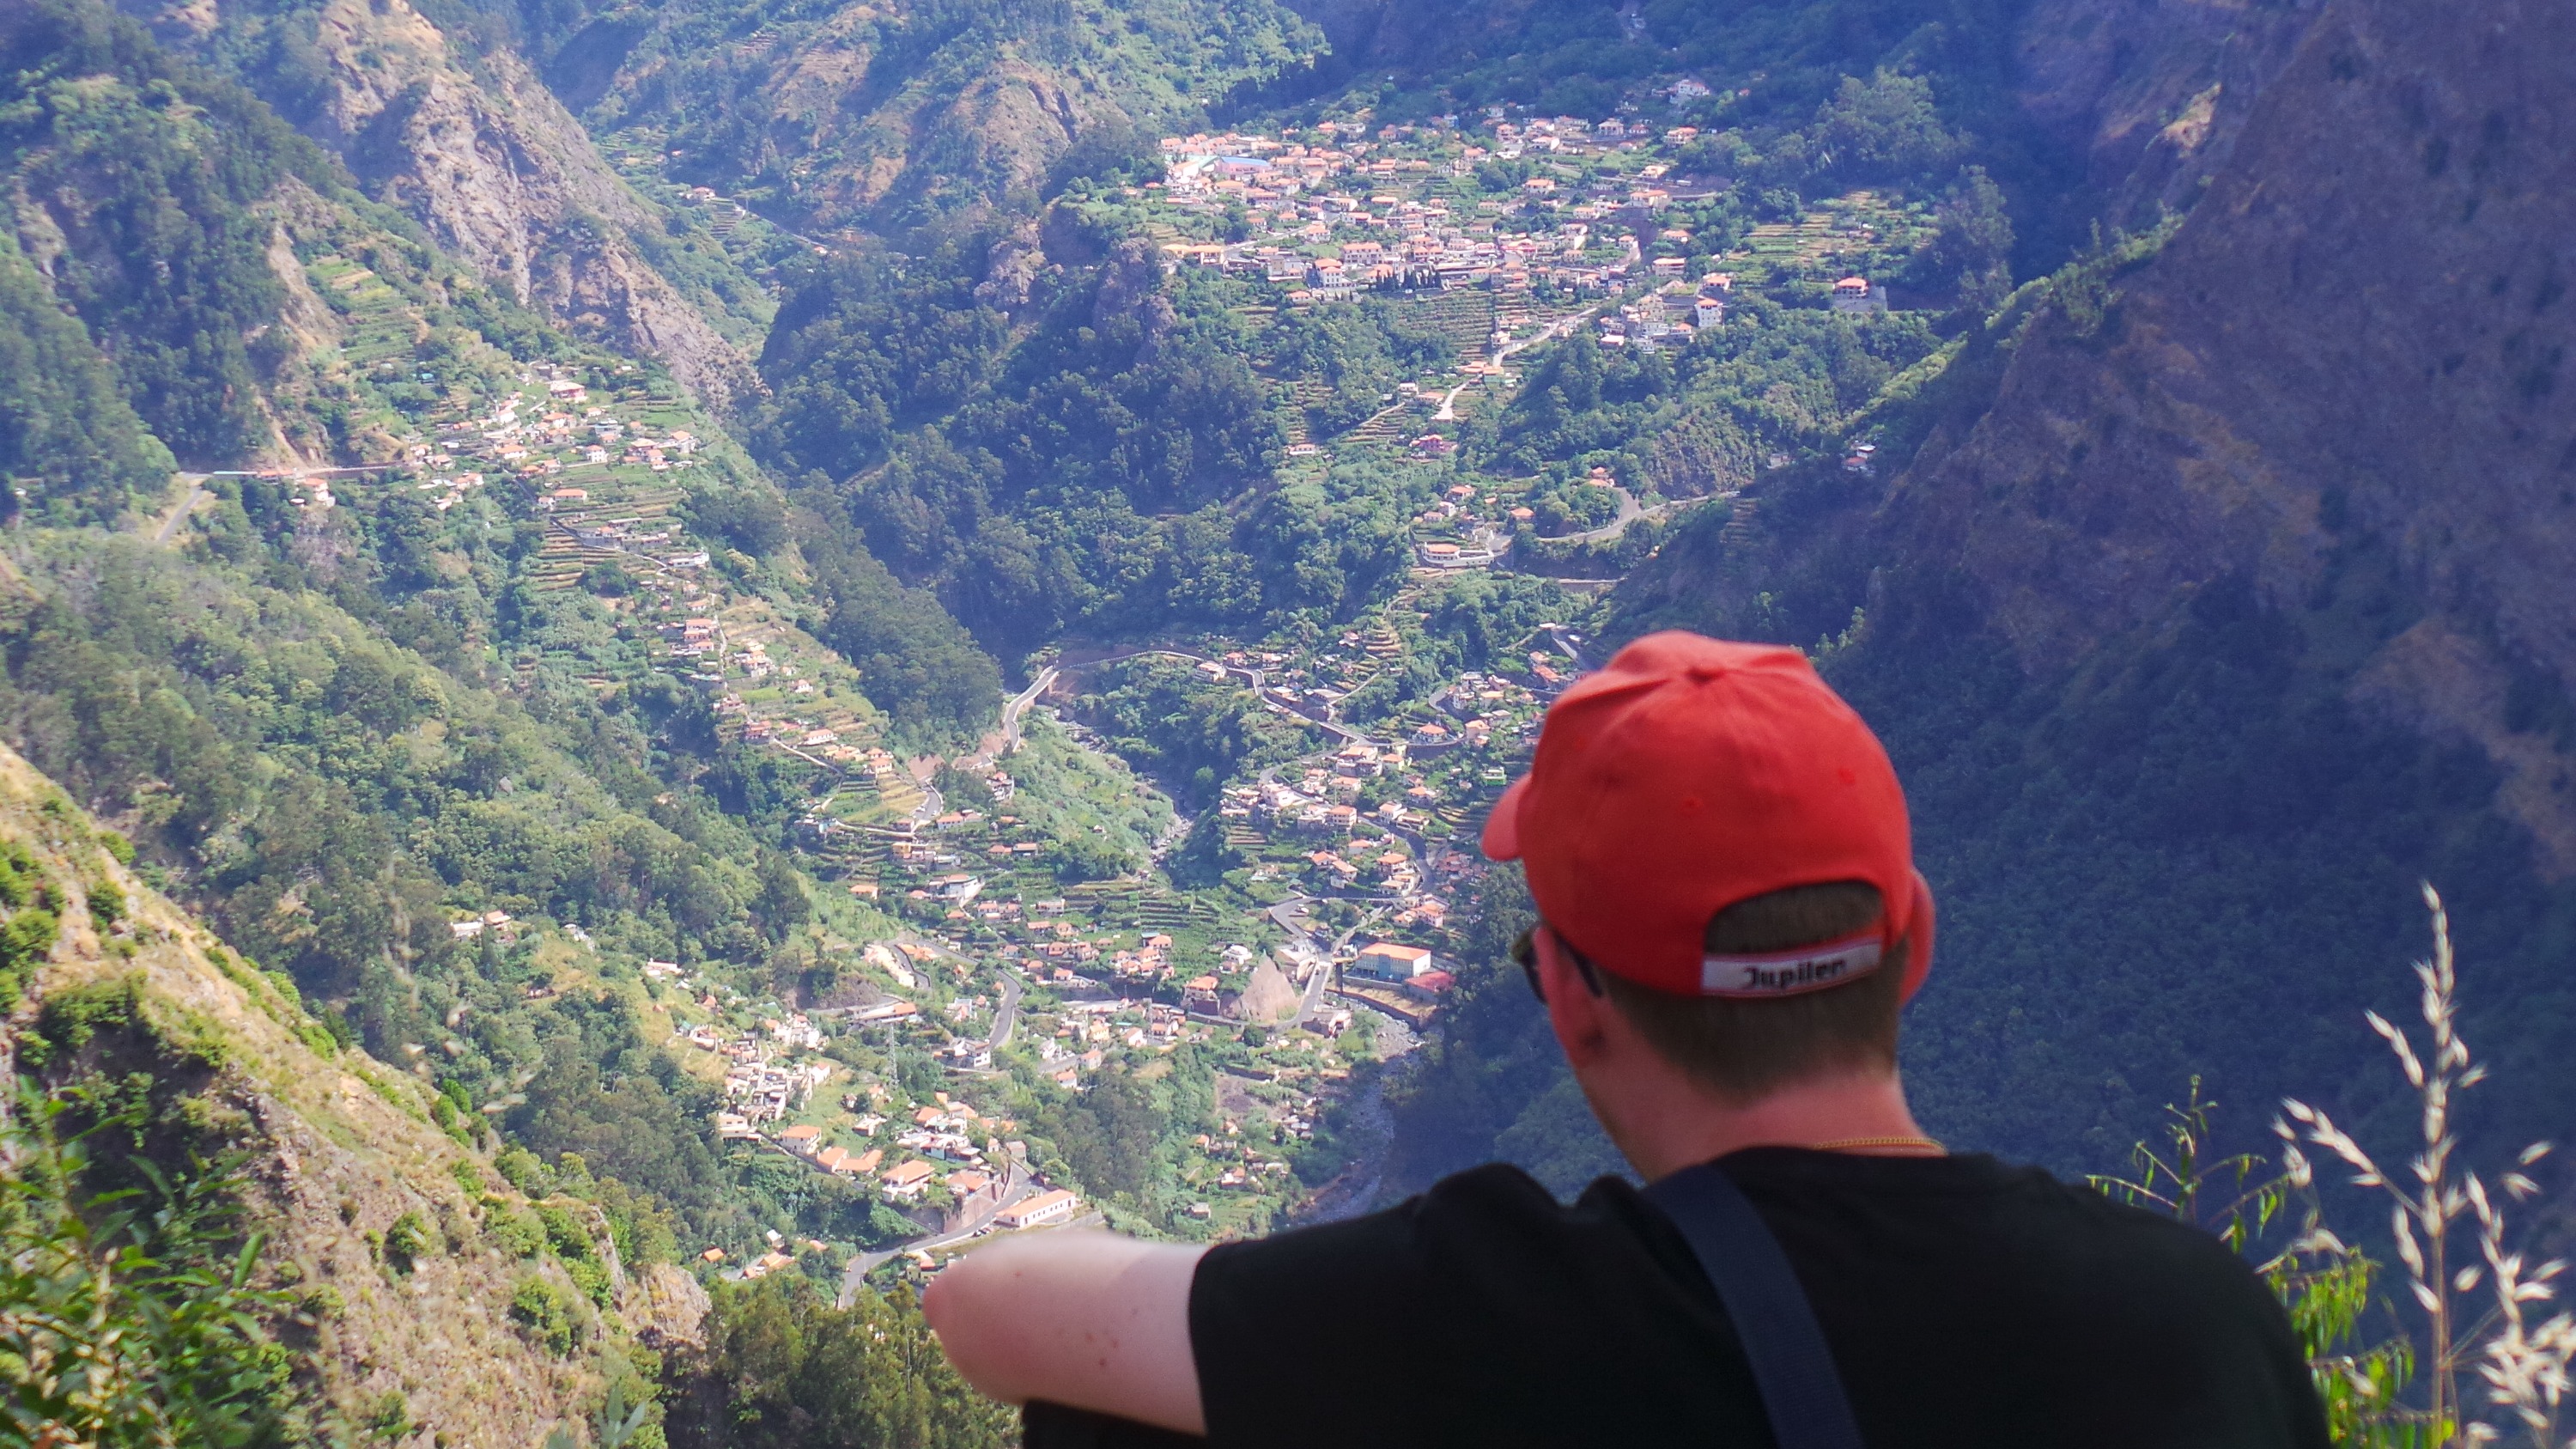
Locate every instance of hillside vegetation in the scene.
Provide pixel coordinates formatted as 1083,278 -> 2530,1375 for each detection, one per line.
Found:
3,0 -> 2574,1439
539,0 -> 1323,232
0,737 -> 677,1440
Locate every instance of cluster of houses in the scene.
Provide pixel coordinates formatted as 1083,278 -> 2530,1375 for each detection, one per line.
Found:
1222,741 -> 1413,842
401,461 -> 487,513
1036,998 -> 1194,1083
762,1097 -> 1092,1239
710,1044 -> 832,1130
1150,119 -> 1686,297
448,909 -> 518,942
1296,838 -> 1425,897
1597,271 -> 1735,350
434,371 -> 702,498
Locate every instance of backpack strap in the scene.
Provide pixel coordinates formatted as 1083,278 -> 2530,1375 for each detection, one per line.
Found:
1641,1162 -> 1867,1449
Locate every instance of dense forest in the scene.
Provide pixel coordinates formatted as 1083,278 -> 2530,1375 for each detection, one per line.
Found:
752,229 -> 1487,650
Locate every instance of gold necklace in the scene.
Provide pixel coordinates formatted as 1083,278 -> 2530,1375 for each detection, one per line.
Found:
1807,1135 -> 1947,1155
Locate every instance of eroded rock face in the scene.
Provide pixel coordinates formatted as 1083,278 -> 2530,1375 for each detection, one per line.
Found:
122,0 -> 758,411
2013,0 -> 2323,227
1234,959 -> 1302,1026
1893,0 -> 2576,871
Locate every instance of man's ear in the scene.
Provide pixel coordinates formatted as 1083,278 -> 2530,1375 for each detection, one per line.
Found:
1537,927 -> 1614,1069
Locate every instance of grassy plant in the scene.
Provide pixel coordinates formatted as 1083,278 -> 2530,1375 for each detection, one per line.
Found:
2096,1082 -> 2422,1445
0,1084 -> 316,1446
544,1377 -> 651,1449
2099,884 -> 2576,1444
2277,886 -> 2570,1446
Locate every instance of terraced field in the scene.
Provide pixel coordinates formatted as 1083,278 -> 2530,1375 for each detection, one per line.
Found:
1721,191 -> 1929,284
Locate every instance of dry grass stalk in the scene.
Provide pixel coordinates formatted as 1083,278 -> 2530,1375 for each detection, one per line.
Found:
2278,885 -> 2568,1446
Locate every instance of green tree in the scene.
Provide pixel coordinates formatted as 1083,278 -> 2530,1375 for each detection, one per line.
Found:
1808,69 -> 1966,185
665,1275 -> 1014,1449
0,1087 -> 319,1446
0,230 -> 174,524
1916,166 -> 2015,313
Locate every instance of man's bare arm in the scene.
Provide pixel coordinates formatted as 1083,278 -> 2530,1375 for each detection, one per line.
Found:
922,1231 -> 1210,1434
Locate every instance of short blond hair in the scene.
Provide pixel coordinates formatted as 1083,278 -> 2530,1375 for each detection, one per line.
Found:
1596,881 -> 1903,1103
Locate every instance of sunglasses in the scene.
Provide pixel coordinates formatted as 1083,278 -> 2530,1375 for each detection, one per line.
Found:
1512,925 -> 1605,1004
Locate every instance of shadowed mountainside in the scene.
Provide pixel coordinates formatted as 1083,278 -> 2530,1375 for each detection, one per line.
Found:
1399,0 -> 2576,1188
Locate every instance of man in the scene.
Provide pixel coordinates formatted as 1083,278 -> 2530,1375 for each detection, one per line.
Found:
925,632 -> 2330,1447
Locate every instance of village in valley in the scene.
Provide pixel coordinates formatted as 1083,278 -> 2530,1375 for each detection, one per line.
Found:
1144,100 -> 1919,348
258,124 -> 1716,1288
234,66 -> 1956,1294
279,355 -> 1568,1288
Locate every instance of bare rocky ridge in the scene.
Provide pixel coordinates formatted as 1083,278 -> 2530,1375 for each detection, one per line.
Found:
119,0 -> 761,411
1887,0 -> 2576,873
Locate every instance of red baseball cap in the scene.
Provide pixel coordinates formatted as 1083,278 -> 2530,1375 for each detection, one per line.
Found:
1481,631 -> 1934,1000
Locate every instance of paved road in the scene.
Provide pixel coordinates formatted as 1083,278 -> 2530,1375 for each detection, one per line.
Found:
1541,484 -> 1641,544
1297,955 -> 1333,1020
987,971 -> 1024,1053
1072,645 -> 1392,748
1539,623 -> 1595,671
1266,893 -> 1413,1028
837,1158 -> 1033,1301
153,475 -> 208,544
999,667 -> 1059,754
153,463 -> 413,545
1536,484 -> 1686,545
1258,896 -> 1340,1025
908,782 -> 945,828
1433,304 -> 1601,421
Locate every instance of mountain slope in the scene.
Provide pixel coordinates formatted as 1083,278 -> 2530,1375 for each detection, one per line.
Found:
1581,0 -> 2576,1172
0,738 -> 693,1444
1888,0 -> 2576,866
0,0 -> 714,488
551,0 -> 1323,233
111,0 -> 765,409
1376,0 -> 2576,1189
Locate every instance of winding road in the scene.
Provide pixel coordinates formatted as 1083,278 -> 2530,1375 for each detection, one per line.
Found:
150,464 -> 404,545
154,475 -> 208,544
1065,646 -> 1394,748
987,971 -> 1024,1052
1433,303 -> 1602,422
1533,484 -> 1692,545
835,1157 -> 1035,1304
999,667 -> 1059,754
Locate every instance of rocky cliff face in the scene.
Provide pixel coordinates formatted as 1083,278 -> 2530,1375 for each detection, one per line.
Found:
119,0 -> 761,411
1581,0 -> 2576,1169
2011,0 -> 2323,228
1889,0 -> 2576,873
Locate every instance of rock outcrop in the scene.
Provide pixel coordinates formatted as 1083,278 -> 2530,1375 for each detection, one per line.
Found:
1234,959 -> 1302,1026
120,0 -> 760,411
2012,0 -> 2324,227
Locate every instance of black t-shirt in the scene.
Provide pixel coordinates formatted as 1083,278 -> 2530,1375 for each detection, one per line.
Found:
1027,1149 -> 2330,1448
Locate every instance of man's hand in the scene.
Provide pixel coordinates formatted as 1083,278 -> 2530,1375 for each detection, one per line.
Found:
922,1230 -> 1211,1434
